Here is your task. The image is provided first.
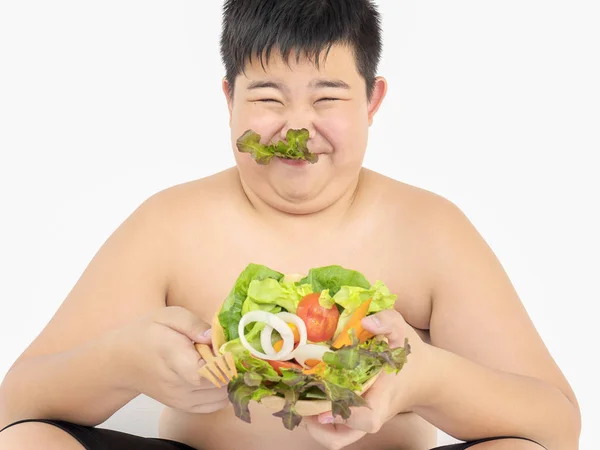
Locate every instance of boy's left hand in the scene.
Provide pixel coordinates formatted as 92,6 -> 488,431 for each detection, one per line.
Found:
303,309 -> 427,450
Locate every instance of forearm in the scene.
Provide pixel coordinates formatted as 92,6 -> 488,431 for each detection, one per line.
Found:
413,345 -> 580,450
0,329 -> 139,428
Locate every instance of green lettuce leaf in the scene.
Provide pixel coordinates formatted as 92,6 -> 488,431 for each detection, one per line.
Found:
240,297 -> 282,350
299,265 -> 371,296
332,282 -> 397,339
236,129 -> 318,165
251,386 -> 277,402
246,278 -> 312,314
235,130 -> 275,165
280,369 -> 308,387
305,379 -> 369,420
233,349 -> 281,382
227,376 -> 255,423
218,264 -> 283,341
271,386 -> 303,430
241,297 -> 281,316
318,289 -> 335,308
321,335 -> 411,391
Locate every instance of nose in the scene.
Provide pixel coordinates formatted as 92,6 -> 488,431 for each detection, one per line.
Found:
279,107 -> 317,143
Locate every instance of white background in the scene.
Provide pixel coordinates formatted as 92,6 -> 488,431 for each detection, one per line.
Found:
0,1 -> 598,448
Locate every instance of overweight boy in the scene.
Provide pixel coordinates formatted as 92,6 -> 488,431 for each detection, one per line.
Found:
0,1 -> 580,449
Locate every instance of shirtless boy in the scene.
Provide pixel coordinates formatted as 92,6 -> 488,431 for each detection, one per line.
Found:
0,1 -> 581,449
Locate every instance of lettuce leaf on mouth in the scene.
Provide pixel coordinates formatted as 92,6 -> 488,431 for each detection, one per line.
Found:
236,128 -> 319,165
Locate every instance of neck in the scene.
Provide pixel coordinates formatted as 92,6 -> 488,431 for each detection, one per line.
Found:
235,169 -> 363,232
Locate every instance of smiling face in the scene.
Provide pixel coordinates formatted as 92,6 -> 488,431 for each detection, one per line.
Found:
223,44 -> 387,214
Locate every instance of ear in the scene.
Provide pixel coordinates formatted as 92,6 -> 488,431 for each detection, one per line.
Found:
222,77 -> 233,126
367,76 -> 388,126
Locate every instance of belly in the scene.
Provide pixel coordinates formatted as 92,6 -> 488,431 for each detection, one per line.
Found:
159,402 -> 437,450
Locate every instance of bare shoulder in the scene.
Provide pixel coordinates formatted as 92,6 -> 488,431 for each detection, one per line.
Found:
146,167 -> 246,247
360,168 -> 465,235
148,167 -> 241,215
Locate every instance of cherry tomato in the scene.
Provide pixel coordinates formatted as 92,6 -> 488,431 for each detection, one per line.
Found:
296,292 -> 340,342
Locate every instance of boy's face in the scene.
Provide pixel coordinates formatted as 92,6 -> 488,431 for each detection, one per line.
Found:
223,44 -> 386,214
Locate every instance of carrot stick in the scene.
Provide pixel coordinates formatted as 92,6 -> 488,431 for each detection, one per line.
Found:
358,328 -> 375,342
332,298 -> 373,349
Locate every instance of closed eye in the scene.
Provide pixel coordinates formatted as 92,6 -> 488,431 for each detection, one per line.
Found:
316,98 -> 340,102
256,98 -> 282,104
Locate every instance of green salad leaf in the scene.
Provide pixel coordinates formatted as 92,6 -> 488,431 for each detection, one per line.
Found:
271,386 -> 303,431
246,278 -> 312,314
237,129 -> 318,165
299,265 -> 371,296
218,264 -> 283,341
331,282 -> 397,339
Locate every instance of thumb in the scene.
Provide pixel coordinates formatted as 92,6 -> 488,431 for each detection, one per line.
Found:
304,416 -> 366,450
360,309 -> 406,348
153,306 -> 212,343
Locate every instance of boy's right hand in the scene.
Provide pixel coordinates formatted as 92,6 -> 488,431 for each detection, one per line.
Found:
118,306 -> 230,414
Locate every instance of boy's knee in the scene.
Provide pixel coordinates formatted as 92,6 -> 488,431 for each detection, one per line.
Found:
0,421 -> 85,450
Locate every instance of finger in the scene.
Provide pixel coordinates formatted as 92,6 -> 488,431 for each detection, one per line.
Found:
153,306 -> 212,343
319,406 -> 384,434
187,399 -> 231,414
169,346 -> 214,386
189,385 -> 229,403
360,309 -> 406,347
190,369 -> 230,390
304,416 -> 367,450
317,378 -> 388,435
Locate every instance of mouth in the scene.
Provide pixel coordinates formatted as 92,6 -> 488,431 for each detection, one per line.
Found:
278,157 -> 310,166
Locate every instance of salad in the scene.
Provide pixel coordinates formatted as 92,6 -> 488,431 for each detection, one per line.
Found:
212,263 -> 411,430
236,128 -> 319,164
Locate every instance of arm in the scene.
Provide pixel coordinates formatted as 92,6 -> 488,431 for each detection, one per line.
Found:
0,193 -> 172,428
413,198 -> 581,450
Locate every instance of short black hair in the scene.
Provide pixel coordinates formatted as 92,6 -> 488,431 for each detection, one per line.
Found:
220,0 -> 382,98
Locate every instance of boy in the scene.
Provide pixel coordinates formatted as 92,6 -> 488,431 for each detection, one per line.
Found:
0,1 -> 580,449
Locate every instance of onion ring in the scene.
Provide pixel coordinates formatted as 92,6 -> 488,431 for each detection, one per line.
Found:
238,311 -> 294,360
261,312 -> 308,360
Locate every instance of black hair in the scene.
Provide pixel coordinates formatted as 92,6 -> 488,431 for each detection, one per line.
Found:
220,0 -> 382,98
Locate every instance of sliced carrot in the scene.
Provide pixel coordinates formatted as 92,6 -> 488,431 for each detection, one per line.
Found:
302,361 -> 327,376
332,298 -> 373,349
304,358 -> 321,368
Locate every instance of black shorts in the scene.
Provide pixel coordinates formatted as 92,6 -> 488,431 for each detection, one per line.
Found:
0,419 -> 542,449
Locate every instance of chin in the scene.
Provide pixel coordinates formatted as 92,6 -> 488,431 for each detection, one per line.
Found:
266,193 -> 332,215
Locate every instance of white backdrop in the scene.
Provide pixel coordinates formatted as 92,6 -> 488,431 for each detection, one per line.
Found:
0,1 -> 598,448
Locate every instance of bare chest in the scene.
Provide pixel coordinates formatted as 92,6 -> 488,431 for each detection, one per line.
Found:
166,214 -> 433,331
